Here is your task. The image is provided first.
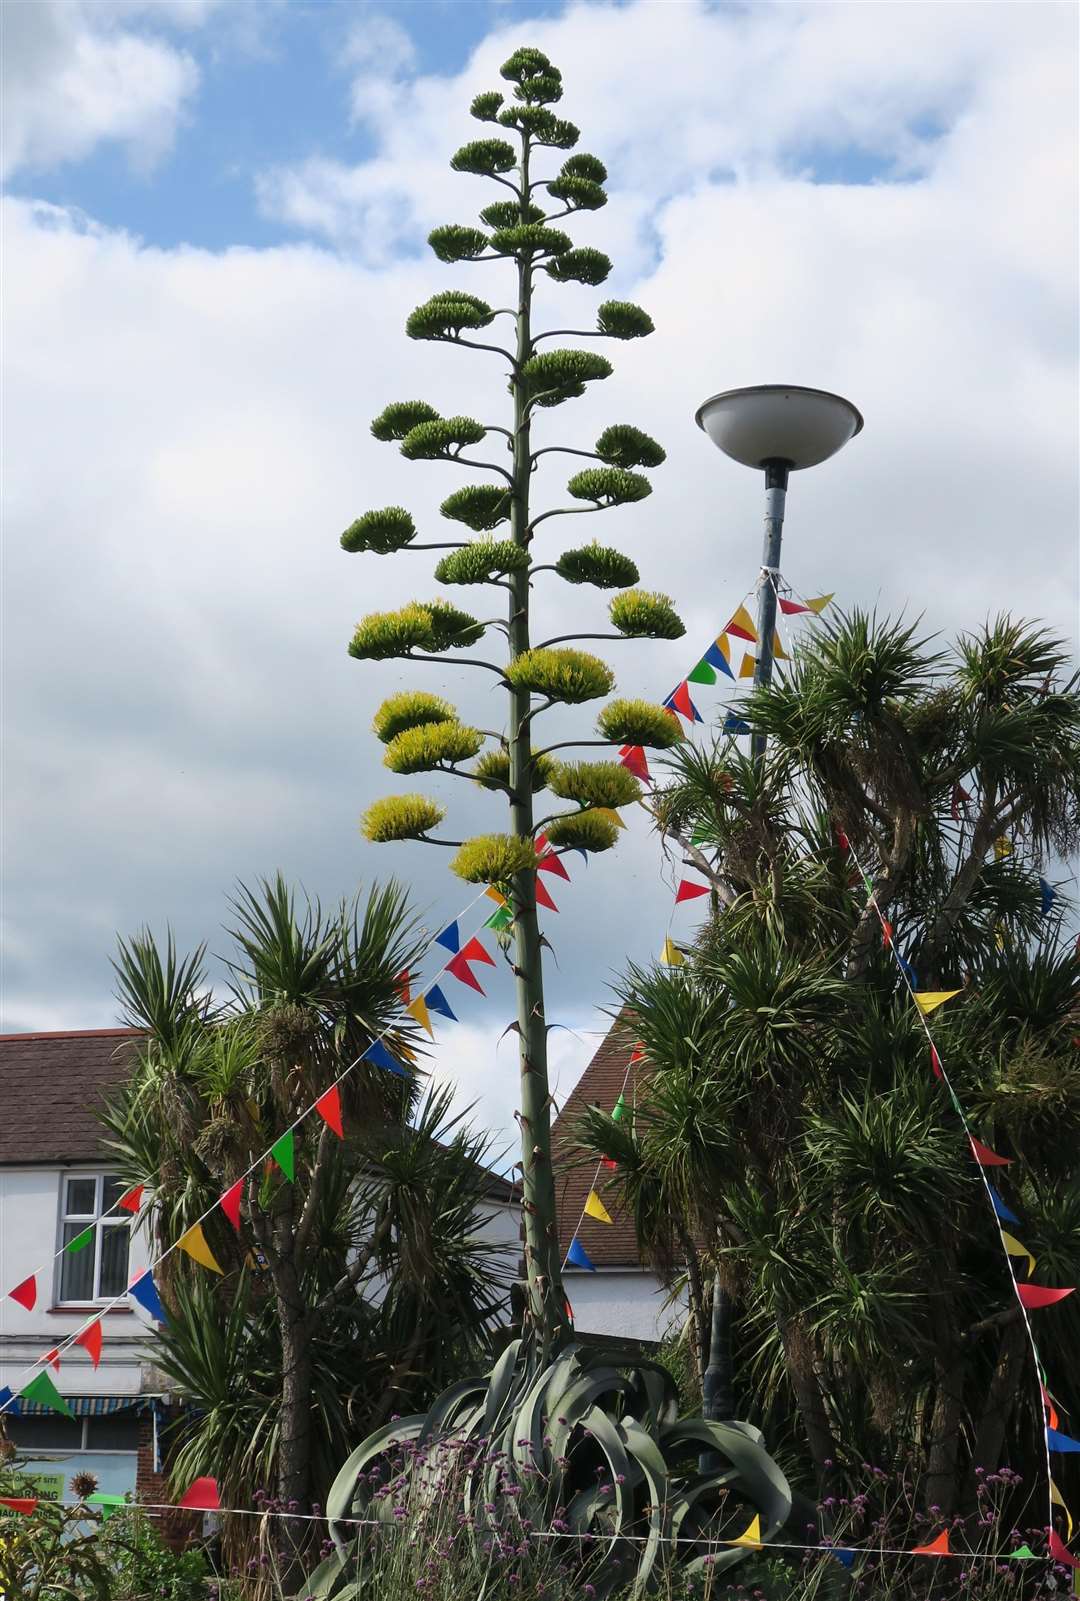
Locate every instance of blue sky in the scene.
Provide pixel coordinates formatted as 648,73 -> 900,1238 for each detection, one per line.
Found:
3,0 -> 1077,1142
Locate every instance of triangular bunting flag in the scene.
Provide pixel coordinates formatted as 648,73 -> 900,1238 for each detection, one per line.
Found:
363,1038 -> 408,1076
485,886 -> 508,906
675,879 -> 710,904
733,1514 -> 762,1549
584,1190 -> 613,1225
447,951 -> 486,994
738,652 -> 756,679
1040,877 -> 1056,916
660,937 -> 685,967
592,807 -> 625,830
1009,1544 -> 1037,1560
897,955 -> 918,989
950,783 -> 972,821
612,1092 -> 628,1122
565,1236 -> 596,1272
118,1185 -> 144,1214
1052,1478 -> 1074,1539
315,1085 -> 344,1138
704,637 -> 735,679
87,1492 -> 126,1521
434,921 -> 461,955
772,631 -> 790,661
0,1386 -> 14,1412
970,1137 -> 1010,1166
461,936 -> 496,966
21,1370 -> 73,1418
177,1222 -> 224,1275
178,1476 -> 221,1512
9,1276 -> 36,1312
619,745 -> 650,781
538,851 -> 570,881
407,994 -> 435,1038
724,604 -> 757,643
1017,1283 -> 1074,1310
914,990 -> 961,1016
723,715 -> 750,735
534,876 -> 559,913
425,985 -> 457,1022
0,1497 -> 38,1515
270,1131 -> 295,1182
911,1529 -> 950,1556
75,1319 -> 103,1369
1049,1531 -> 1079,1569
44,1348 -> 61,1373
989,1186 -> 1019,1224
129,1270 -> 166,1322
993,835 -> 1013,861
486,903 -> 514,931
1042,1383 -> 1059,1429
66,1227 -> 94,1255
805,594 -> 833,614
779,597 -> 811,616
667,682 -> 701,723
881,920 -> 893,949
394,969 -> 411,1004
833,1549 -> 856,1568
1002,1232 -> 1036,1277
1048,1430 -> 1080,1453
687,658 -> 716,686
220,1179 -> 244,1231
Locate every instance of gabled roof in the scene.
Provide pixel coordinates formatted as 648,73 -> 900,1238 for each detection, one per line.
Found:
552,1013 -> 644,1270
0,1029 -> 142,1165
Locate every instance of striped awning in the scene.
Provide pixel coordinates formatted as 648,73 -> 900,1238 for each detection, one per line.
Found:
7,1395 -> 149,1418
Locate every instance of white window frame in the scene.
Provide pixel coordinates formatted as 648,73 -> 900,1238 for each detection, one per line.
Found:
56,1171 -> 132,1305
10,1414 -> 140,1456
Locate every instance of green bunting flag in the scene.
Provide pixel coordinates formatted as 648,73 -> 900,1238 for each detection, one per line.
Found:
270,1131 -> 295,1182
1009,1545 -> 1037,1560
65,1228 -> 94,1255
21,1369 -> 74,1419
88,1492 -> 126,1521
687,658 -> 716,686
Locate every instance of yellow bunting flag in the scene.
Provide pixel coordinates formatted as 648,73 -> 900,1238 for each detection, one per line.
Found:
733,1514 -> 762,1549
584,1189 -> 613,1225
407,994 -> 434,1039
485,886 -> 507,905
592,807 -> 626,830
725,604 -> 758,643
177,1222 -> 223,1275
994,921 -> 1006,952
994,836 -> 1013,861
1052,1478 -> 1074,1540
660,937 -> 685,967
771,632 -> 790,661
1001,1232 -> 1036,1278
806,594 -> 833,614
913,990 -> 962,1016
739,652 -> 756,679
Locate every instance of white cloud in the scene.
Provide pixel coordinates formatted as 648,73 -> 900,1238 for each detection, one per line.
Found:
3,0 -> 1077,1147
0,0 -> 212,178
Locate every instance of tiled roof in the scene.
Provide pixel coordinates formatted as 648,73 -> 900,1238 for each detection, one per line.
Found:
552,1011 -> 644,1269
0,1029 -> 143,1164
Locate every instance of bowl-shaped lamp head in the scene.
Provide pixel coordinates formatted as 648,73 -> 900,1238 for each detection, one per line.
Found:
695,384 -> 863,471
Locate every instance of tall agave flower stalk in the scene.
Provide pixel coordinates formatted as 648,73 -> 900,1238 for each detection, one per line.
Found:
348,45 -> 686,1358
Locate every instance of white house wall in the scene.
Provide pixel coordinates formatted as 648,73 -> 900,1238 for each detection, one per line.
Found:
565,1268 -> 686,1346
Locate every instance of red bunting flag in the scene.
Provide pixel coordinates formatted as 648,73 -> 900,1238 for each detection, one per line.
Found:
1017,1284 -> 1074,1310
629,1042 -> 646,1065
724,604 -> 757,643
970,1137 -> 1010,1167
537,852 -> 570,881
394,970 -> 411,1005
882,919 -> 894,948
1049,1531 -> 1079,1568
44,1348 -> 61,1373
461,937 -> 495,967
315,1085 -> 344,1139
8,1276 -> 36,1312
447,951 -> 486,994
951,783 -> 972,822
534,831 -> 549,851
620,745 -> 650,782
534,876 -> 559,913
220,1179 -> 244,1232
668,681 -> 698,723
75,1319 -> 103,1369
178,1476 -> 220,1512
1043,1384 -> 1060,1430
118,1185 -> 144,1214
675,879 -> 710,904
836,829 -> 850,852
0,1497 -> 38,1515
930,1046 -> 943,1079
779,597 -> 811,616
912,1529 -> 951,1556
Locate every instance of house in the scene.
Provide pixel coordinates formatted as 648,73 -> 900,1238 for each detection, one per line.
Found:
0,1026 -> 522,1506
553,1018 -> 686,1347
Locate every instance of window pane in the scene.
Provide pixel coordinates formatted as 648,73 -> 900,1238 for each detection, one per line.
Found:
101,1177 -> 126,1213
60,1225 -> 95,1301
6,1414 -> 82,1452
99,1224 -> 130,1298
65,1178 -> 96,1217
86,1413 -> 139,1451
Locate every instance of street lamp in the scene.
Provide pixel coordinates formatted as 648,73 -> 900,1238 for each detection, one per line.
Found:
696,384 -> 863,761
693,385 -> 862,1437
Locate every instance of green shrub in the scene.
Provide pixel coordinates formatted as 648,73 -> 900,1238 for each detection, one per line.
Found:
548,760 -> 642,809
566,466 -> 651,506
371,400 -> 441,442
362,794 -> 445,842
505,647 -> 615,702
597,697 -> 685,748
384,722 -> 483,774
555,541 -> 640,588
341,506 -> 417,554
435,540 -> 531,584
609,588 -> 685,639
440,484 -> 512,530
544,810 -> 620,853
450,833 -> 539,883
373,691 -> 456,744
595,423 -> 666,469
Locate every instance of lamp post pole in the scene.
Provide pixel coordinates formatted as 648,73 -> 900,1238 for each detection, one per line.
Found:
693,385 -> 862,1439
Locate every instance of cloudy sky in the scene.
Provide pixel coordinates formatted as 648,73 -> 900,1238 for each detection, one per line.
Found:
3,0 -> 1077,1160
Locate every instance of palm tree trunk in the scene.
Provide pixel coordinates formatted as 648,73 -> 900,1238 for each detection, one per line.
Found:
779,1316 -> 837,1489
969,1320 -> 1025,1497
924,1303 -> 967,1516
